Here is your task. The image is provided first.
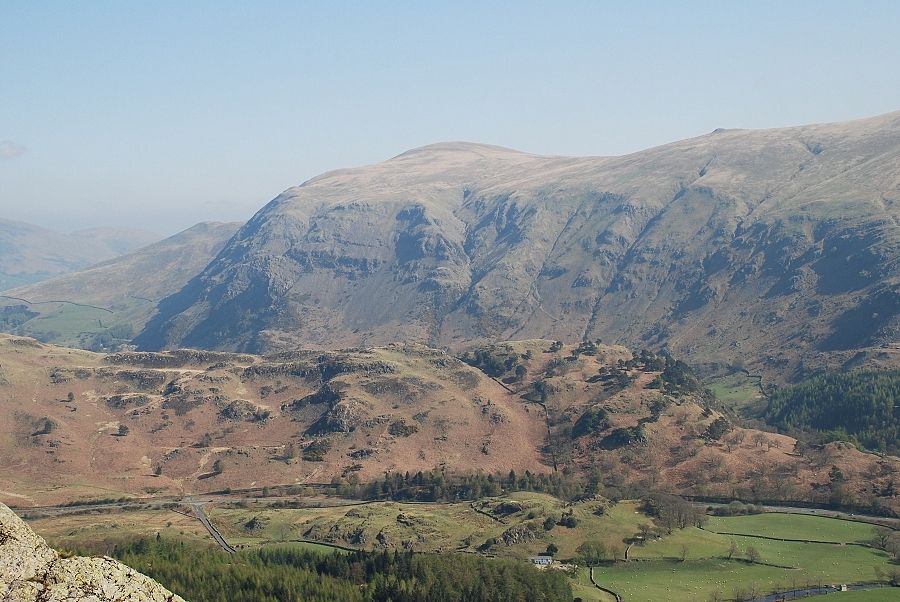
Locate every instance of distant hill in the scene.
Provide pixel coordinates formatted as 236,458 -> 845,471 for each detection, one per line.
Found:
0,219 -> 160,290
0,221 -> 240,349
134,111 -> 900,384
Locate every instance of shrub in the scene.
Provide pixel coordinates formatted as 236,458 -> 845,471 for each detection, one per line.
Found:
388,420 -> 418,437
31,417 -> 57,436
303,439 -> 332,462
572,407 -> 609,438
703,417 -> 732,441
558,513 -> 578,528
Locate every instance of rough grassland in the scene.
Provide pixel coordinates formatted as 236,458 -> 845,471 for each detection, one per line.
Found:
209,493 -> 646,559
27,508 -> 211,552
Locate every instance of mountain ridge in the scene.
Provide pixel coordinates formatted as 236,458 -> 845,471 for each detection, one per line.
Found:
123,111 -> 898,382
0,219 -> 162,291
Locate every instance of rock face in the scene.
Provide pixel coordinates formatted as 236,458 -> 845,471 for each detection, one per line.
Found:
133,112 -> 900,383
0,503 -> 185,602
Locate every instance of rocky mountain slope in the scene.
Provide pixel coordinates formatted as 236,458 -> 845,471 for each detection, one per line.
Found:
0,222 -> 240,349
0,502 -> 184,601
134,111 -> 900,384
1,334 -> 896,513
0,219 -> 160,291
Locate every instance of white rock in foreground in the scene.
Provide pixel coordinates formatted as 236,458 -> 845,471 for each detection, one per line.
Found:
0,502 -> 185,602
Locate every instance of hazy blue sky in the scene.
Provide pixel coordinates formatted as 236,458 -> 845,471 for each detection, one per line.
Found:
2,1 -> 899,235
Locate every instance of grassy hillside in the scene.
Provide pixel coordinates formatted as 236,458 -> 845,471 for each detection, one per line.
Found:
208,493 -> 645,559
705,372 -> 765,416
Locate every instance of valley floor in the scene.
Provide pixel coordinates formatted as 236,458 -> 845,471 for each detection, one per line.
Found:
22,492 -> 900,602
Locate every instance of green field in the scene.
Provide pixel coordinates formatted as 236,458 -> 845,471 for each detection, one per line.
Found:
593,558 -> 789,601
0,296 -> 149,349
593,513 -> 895,602
705,513 -> 878,544
12,302 -> 109,343
572,568 -> 616,602
210,501 -> 897,601
706,372 -> 764,414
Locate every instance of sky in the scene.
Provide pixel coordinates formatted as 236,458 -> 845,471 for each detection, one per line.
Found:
2,1 -> 899,235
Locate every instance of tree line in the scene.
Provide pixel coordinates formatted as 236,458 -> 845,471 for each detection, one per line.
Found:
334,468 -> 608,503
765,369 -> 900,454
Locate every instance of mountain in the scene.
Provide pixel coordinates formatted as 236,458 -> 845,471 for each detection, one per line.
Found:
0,219 -> 160,290
1,334 -> 896,513
0,502 -> 184,602
0,222 -> 240,349
134,112 -> 900,384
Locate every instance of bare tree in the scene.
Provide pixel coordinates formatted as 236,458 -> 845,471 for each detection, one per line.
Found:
871,526 -> 893,550
746,546 -> 761,563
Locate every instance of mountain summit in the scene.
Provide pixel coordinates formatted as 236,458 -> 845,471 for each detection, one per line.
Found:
135,111 -> 900,382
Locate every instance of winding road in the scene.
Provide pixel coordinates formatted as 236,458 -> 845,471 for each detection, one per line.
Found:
189,502 -> 236,554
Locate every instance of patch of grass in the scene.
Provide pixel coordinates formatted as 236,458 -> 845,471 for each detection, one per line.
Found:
19,303 -> 110,341
572,567 -> 617,602
6,298 -> 148,348
635,526 -> 888,575
592,557 -> 789,602
706,372 -> 764,414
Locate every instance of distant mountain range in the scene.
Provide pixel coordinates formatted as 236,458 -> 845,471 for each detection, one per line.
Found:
122,111 -> 900,384
0,219 -> 161,290
0,222 -> 240,349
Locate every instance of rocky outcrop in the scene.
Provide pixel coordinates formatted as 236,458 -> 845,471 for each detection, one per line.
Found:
0,503 -> 185,602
